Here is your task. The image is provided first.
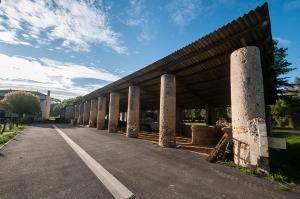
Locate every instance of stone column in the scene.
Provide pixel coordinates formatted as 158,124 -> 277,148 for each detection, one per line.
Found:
121,112 -> 126,122
74,104 -> 79,124
83,101 -> 91,125
159,74 -> 176,147
126,86 -> 140,138
206,105 -> 217,125
97,96 -> 106,130
89,99 -> 98,128
78,103 -> 84,125
230,46 -> 269,170
176,107 -> 184,136
108,92 -> 120,133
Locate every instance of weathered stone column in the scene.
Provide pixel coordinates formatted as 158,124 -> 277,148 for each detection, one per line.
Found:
78,103 -> 84,125
108,92 -> 120,133
74,104 -> 79,124
230,46 -> 269,170
89,99 -> 98,128
159,74 -> 176,147
126,86 -> 140,138
83,101 -> 91,125
97,96 -> 106,130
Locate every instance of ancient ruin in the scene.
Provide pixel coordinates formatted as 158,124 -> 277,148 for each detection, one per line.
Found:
69,3 -> 276,171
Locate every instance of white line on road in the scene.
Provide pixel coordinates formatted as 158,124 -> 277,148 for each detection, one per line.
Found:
53,125 -> 134,199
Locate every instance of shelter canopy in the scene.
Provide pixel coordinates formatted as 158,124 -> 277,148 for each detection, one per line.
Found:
84,3 -> 275,110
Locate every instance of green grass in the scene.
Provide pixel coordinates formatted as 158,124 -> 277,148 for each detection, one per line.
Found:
269,130 -> 300,185
226,129 -> 300,186
0,125 -> 25,145
183,122 -> 206,126
226,161 -> 258,176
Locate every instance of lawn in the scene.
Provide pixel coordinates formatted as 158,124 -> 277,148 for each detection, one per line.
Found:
269,129 -> 300,185
0,125 -> 25,145
183,121 -> 206,126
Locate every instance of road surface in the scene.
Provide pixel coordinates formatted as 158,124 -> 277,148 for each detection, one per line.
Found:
0,124 -> 299,199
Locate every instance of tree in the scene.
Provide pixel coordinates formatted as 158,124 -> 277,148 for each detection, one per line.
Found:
286,77 -> 300,99
270,40 -> 298,128
50,96 -> 83,117
272,40 -> 295,95
271,99 -> 291,127
286,77 -> 300,128
1,91 -> 41,118
50,103 -> 62,117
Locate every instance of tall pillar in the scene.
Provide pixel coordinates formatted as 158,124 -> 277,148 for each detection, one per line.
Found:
97,96 -> 106,130
121,112 -> 126,122
176,107 -> 184,136
89,99 -> 98,128
74,104 -> 79,124
159,74 -> 176,147
108,92 -> 120,133
126,86 -> 140,138
206,105 -> 216,125
231,46 -> 269,170
78,103 -> 84,125
83,101 -> 91,125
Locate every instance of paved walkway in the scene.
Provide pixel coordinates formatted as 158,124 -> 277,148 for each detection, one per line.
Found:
0,124 -> 299,199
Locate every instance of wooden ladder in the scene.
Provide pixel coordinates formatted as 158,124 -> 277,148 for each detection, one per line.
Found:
207,133 -> 232,163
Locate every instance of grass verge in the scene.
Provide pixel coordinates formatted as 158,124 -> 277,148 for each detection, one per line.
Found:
269,130 -> 300,185
183,122 -> 206,126
0,125 -> 25,146
226,129 -> 300,186
226,161 -> 258,176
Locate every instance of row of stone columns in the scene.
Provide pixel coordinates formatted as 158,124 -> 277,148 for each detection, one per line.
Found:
73,74 -> 177,148
73,46 -> 269,169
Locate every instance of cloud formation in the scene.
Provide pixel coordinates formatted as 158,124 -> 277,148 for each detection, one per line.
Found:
284,0 -> 300,10
274,37 -> 291,46
125,0 -> 155,42
0,0 -> 126,53
167,0 -> 203,26
0,53 -> 120,99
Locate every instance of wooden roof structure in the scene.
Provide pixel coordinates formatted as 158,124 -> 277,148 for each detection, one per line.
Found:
83,3 -> 276,110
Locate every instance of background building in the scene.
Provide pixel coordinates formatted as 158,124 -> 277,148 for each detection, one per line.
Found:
0,90 -> 51,120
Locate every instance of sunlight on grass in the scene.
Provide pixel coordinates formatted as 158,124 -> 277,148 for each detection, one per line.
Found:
226,161 -> 258,176
270,130 -> 300,185
183,122 -> 206,126
0,125 -> 25,145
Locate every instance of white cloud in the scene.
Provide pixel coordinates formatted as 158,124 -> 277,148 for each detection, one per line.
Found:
0,53 -> 120,99
0,0 -> 126,53
274,37 -> 291,46
167,0 -> 202,26
0,31 -> 30,46
124,0 -> 154,42
166,0 -> 217,26
284,0 -> 300,10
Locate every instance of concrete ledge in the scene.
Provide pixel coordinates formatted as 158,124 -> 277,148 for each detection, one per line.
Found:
268,137 -> 286,149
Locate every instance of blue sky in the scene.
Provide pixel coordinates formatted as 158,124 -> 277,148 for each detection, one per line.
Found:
0,0 -> 299,99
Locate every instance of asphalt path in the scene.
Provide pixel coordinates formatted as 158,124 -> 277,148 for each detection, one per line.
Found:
0,124 -> 299,199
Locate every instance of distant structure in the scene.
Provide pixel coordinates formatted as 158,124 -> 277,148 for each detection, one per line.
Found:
0,90 -> 51,120
60,105 -> 75,121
